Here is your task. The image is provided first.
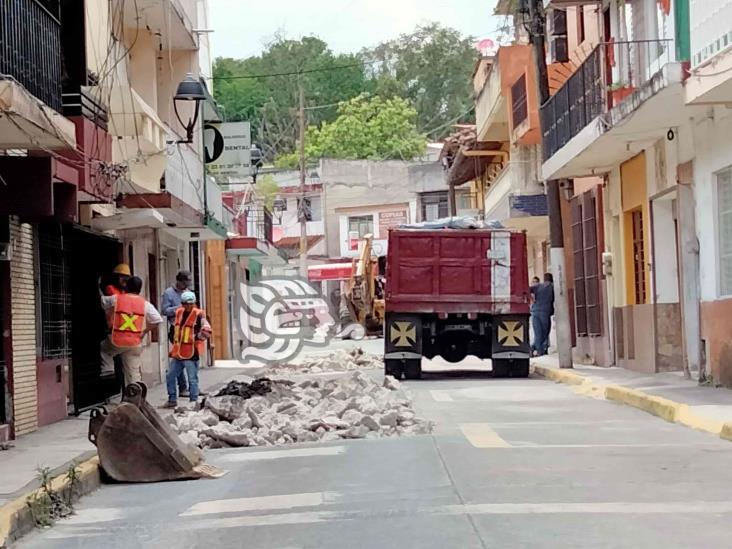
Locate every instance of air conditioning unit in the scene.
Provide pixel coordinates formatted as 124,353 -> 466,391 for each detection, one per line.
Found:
549,36 -> 569,63
0,242 -> 11,262
547,8 -> 567,37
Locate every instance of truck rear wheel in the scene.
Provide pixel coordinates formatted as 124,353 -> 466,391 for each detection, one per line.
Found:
403,359 -> 422,380
384,359 -> 403,380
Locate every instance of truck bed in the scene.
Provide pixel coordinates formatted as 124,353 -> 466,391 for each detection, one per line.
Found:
385,228 -> 530,314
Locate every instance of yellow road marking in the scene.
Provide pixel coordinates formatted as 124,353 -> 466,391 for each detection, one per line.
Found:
459,423 -> 511,448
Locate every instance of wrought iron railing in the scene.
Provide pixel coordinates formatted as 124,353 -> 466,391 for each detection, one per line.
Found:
0,0 -> 62,111
540,39 -> 673,162
241,205 -> 275,245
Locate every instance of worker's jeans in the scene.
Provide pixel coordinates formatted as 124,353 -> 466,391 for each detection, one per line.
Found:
167,359 -> 199,403
532,312 -> 552,356
168,324 -> 188,393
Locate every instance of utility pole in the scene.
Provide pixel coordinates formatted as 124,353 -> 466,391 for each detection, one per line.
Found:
527,0 -> 573,368
297,76 -> 308,278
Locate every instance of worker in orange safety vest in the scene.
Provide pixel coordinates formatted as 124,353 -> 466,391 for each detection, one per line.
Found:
163,291 -> 211,408
100,276 -> 163,386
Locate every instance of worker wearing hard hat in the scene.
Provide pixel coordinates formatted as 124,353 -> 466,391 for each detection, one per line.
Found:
102,263 -> 132,296
100,276 -> 163,385
163,291 -> 211,409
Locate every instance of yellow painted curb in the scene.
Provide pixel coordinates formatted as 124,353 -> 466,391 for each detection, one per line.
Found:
0,456 -> 100,547
532,365 -> 588,386
533,364 -> 732,442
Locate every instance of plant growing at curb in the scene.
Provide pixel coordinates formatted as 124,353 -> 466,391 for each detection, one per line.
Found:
26,462 -> 80,528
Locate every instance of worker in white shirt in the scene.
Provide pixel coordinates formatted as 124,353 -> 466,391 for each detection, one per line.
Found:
100,276 -> 163,386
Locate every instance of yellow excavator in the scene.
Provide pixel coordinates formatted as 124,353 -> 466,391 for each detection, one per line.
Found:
342,233 -> 384,336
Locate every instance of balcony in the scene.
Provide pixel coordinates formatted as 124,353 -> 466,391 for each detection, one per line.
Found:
0,0 -> 62,111
475,57 -> 509,142
114,0 -> 197,50
540,39 -> 691,180
226,205 -> 288,266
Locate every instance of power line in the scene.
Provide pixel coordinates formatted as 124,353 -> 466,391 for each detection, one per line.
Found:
212,60 -> 379,81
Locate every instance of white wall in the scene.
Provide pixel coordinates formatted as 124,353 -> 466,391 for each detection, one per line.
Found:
693,107 -> 732,301
690,0 -> 732,67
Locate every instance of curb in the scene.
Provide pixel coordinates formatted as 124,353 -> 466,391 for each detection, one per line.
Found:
0,456 -> 100,548
532,364 -> 732,443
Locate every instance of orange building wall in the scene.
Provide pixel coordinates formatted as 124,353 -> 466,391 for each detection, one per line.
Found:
204,240 -> 230,360
620,153 -> 651,306
498,45 -> 541,146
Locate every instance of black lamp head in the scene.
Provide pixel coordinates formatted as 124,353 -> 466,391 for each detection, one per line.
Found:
174,73 -> 206,102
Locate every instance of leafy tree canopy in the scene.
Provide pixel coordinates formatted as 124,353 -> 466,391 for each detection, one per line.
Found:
363,23 -> 477,139
213,24 -> 476,162
275,94 -> 425,168
213,34 -> 370,161
255,175 -> 279,210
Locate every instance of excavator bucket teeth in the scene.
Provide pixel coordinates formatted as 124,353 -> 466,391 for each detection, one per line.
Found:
88,382 -> 219,483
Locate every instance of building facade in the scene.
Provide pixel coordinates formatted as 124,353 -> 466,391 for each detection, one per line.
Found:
0,0 -> 231,440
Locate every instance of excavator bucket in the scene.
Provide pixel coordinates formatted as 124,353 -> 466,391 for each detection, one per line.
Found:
88,382 -> 224,483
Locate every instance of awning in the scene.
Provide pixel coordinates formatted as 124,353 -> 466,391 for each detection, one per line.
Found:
308,262 -> 353,281
226,236 -> 288,265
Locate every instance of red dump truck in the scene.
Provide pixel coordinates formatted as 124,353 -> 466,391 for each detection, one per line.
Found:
384,228 -> 531,379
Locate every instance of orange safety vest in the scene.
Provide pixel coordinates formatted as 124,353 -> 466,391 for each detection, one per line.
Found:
110,293 -> 146,348
169,307 -> 206,360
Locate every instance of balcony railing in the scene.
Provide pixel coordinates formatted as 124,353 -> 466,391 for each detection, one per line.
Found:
541,39 -> 673,161
241,205 -> 274,245
0,0 -> 62,111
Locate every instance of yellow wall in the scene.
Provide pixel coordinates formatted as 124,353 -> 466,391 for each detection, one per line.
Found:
620,153 -> 651,305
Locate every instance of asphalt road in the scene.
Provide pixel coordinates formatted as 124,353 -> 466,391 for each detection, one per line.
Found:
17,350 -> 732,549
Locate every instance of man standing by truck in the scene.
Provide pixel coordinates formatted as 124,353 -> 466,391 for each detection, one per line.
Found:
530,273 -> 555,357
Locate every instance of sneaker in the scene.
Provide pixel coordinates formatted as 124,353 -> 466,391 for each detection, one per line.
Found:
180,390 -> 190,398
161,401 -> 178,409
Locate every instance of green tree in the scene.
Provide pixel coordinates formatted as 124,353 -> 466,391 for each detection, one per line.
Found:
213,35 -> 370,161
255,175 -> 279,210
275,94 -> 425,167
363,23 -> 477,139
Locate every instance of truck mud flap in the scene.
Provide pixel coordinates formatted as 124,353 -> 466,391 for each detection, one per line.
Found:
492,316 -> 530,360
384,314 -> 422,359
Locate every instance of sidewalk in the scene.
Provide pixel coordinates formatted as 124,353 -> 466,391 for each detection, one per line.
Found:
0,363 -> 247,508
532,355 -> 732,438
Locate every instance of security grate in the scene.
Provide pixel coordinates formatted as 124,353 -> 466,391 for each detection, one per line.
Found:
38,225 -> 71,360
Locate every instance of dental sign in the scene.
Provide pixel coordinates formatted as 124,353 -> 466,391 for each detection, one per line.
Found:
204,121 -> 252,178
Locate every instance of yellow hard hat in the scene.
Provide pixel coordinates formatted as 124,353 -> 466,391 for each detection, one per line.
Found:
113,263 -> 131,276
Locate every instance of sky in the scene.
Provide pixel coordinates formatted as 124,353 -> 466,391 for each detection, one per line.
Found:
209,0 -> 505,60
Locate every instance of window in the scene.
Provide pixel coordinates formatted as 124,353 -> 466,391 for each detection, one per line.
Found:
631,209 -> 647,304
297,196 -> 322,221
511,74 -> 528,128
348,215 -> 374,237
421,192 -> 448,221
456,191 -> 473,212
577,6 -> 586,44
718,167 -> 732,295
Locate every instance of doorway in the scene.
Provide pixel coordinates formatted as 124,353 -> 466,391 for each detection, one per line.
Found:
651,191 -> 684,371
66,225 -> 122,413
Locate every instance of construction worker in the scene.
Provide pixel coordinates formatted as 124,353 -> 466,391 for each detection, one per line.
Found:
102,263 -> 131,296
164,291 -> 211,409
161,270 -> 193,396
100,276 -> 163,385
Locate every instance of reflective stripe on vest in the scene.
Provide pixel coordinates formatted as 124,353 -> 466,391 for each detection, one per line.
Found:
170,307 -> 202,360
111,293 -> 146,348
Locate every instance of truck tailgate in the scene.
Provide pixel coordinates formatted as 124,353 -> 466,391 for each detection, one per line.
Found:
385,229 -> 529,314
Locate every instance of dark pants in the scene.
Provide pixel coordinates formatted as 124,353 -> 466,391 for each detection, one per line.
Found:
532,312 -> 552,356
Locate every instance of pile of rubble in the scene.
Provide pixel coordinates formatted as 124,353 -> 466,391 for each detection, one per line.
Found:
267,347 -> 383,374
170,372 -> 432,449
